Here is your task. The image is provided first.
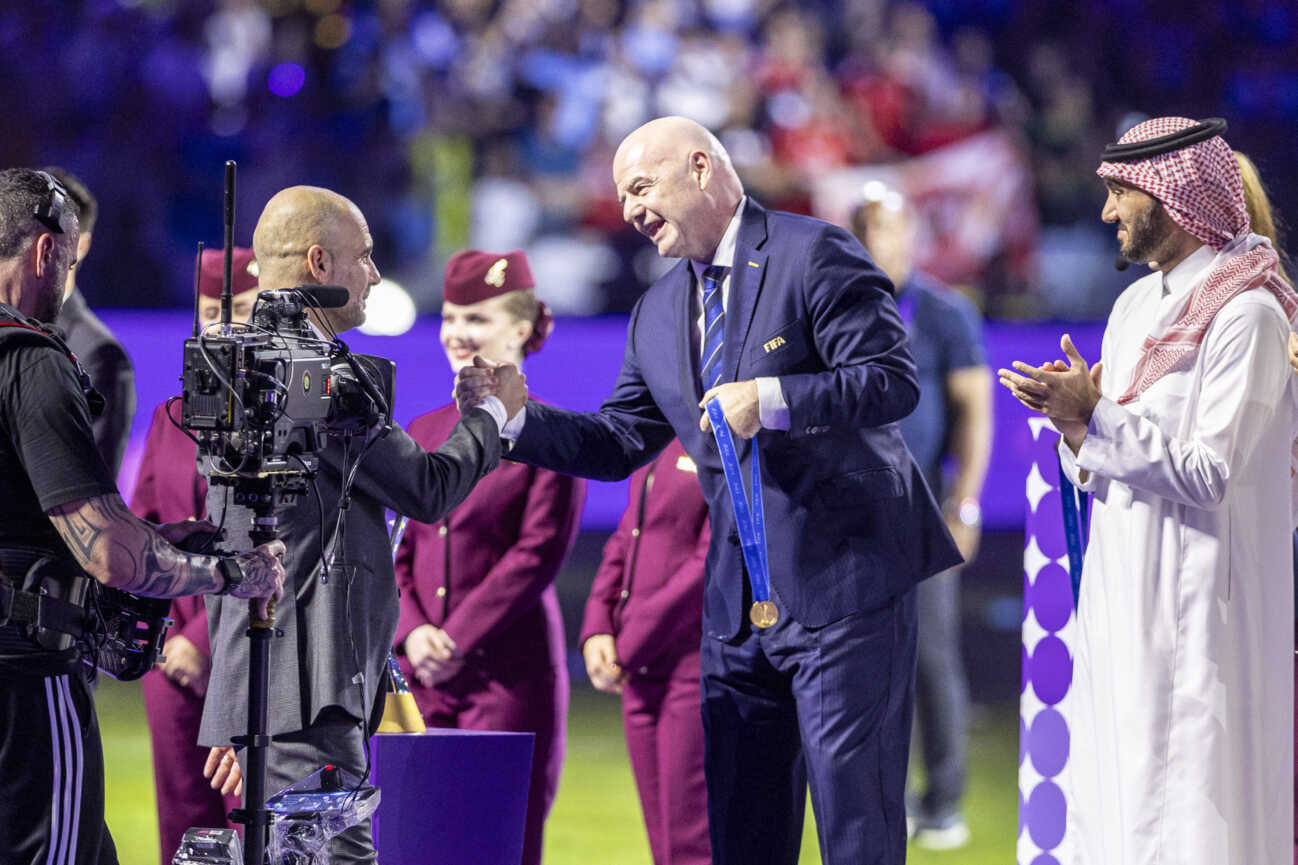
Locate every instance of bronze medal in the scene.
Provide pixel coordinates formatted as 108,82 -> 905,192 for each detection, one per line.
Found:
749,600 -> 779,629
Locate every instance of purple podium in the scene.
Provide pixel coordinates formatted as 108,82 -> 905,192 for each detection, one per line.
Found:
370,730 -> 534,865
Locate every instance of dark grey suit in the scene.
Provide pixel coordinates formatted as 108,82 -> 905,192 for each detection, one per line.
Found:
54,288 -> 135,476
200,407 -> 502,864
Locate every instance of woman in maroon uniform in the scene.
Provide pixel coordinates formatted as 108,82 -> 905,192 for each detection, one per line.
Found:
394,249 -> 584,865
133,248 -> 260,865
581,438 -> 711,865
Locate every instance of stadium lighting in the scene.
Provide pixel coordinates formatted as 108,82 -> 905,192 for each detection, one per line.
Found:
358,278 -> 417,336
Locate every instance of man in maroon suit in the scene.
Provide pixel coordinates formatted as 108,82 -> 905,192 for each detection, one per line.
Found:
582,438 -> 711,865
394,249 -> 584,865
132,247 -> 260,865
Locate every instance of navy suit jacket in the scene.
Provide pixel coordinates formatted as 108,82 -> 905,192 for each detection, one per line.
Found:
512,200 -> 960,639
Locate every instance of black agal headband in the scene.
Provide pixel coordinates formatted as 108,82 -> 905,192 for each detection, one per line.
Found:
1101,117 -> 1228,163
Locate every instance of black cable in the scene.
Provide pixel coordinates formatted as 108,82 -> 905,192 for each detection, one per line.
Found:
315,424 -> 387,800
196,323 -> 250,416
287,453 -> 328,572
164,395 -> 203,448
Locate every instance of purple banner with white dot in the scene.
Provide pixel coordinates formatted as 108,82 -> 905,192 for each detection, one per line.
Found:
1019,417 -> 1077,864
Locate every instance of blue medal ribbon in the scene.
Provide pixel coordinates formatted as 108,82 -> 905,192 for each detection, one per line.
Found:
705,398 -> 772,606
1057,457 -> 1090,607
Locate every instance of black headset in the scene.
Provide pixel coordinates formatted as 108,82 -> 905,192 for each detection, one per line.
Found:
32,170 -> 68,235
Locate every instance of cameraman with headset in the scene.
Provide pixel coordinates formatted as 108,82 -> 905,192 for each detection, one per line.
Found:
0,167 -> 286,865
199,186 -> 525,865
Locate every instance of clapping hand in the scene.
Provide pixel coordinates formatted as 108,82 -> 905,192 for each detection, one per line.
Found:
998,334 -> 1103,451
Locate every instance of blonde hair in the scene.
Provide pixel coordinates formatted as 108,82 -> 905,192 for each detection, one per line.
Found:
497,288 -> 545,356
498,288 -> 537,326
1234,151 -> 1291,284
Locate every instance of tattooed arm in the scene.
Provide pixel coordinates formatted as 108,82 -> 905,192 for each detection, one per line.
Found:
46,493 -> 285,615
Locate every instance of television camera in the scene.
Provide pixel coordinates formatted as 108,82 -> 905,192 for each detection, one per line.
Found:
180,282 -> 395,513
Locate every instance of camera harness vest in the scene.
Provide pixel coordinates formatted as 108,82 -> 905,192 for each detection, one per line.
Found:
0,302 -> 105,642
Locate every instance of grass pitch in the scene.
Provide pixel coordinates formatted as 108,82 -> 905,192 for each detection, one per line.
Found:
98,679 -> 1017,864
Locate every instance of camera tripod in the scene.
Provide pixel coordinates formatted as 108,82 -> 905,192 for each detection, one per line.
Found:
211,471 -> 309,865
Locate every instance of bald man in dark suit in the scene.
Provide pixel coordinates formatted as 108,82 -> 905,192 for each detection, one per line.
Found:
460,117 -> 960,865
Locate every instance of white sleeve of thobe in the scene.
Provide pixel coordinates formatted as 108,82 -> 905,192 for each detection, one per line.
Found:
1057,433 -> 1099,491
1074,301 -> 1291,509
1057,317 -> 1117,493
1290,410 -> 1298,530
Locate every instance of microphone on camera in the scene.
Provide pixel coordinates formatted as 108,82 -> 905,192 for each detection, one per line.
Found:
281,284 -> 347,307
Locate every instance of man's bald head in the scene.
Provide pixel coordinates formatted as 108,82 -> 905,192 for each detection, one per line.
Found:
253,185 -> 380,333
614,117 -> 737,180
253,186 -> 356,283
613,116 -> 744,262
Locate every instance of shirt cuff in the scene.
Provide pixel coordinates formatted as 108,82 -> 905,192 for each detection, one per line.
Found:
498,399 -> 526,443
477,396 -> 507,432
756,377 -> 790,430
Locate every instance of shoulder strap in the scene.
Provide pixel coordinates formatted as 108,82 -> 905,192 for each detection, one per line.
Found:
0,305 -> 105,417
0,304 -> 67,353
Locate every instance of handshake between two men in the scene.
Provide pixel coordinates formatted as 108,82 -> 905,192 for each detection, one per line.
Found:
454,354 -> 529,422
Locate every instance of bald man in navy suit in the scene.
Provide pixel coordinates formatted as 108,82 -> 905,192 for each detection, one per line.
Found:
458,116 -> 959,865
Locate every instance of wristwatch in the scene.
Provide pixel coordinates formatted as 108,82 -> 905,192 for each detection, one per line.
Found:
217,556 -> 244,595
944,497 -> 982,528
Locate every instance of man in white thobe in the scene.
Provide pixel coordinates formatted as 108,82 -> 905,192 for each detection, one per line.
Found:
1000,116 -> 1298,865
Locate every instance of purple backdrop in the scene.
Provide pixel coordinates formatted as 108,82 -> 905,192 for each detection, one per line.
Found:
100,311 -> 1104,531
1018,416 -> 1081,863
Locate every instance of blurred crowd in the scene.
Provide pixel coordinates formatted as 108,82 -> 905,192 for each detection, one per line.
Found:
1,0 -> 1294,317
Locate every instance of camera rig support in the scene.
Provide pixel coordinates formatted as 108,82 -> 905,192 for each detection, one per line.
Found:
179,162 -> 393,865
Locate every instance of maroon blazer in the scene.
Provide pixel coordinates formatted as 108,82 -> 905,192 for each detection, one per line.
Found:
580,439 -> 710,676
130,400 -> 209,653
395,403 -> 585,676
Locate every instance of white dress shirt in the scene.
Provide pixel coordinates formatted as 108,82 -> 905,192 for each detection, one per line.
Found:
688,197 -> 790,430
499,197 -> 791,442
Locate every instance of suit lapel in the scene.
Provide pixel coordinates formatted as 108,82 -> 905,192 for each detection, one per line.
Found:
724,202 -> 770,384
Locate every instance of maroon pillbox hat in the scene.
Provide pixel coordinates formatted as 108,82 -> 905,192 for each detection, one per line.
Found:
199,247 -> 259,299
443,249 -> 534,305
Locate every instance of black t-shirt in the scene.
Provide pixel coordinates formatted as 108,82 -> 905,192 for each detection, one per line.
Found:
0,325 -> 118,663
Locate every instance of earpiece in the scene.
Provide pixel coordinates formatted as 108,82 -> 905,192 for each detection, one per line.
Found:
33,171 -> 67,235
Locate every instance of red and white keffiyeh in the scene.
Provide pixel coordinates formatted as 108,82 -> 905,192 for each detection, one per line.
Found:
1097,116 -> 1298,404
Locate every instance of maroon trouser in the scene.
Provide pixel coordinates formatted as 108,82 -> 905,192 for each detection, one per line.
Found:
142,670 -> 239,865
621,653 -> 710,865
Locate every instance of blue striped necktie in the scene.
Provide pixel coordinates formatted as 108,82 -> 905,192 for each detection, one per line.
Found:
699,265 -> 729,391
